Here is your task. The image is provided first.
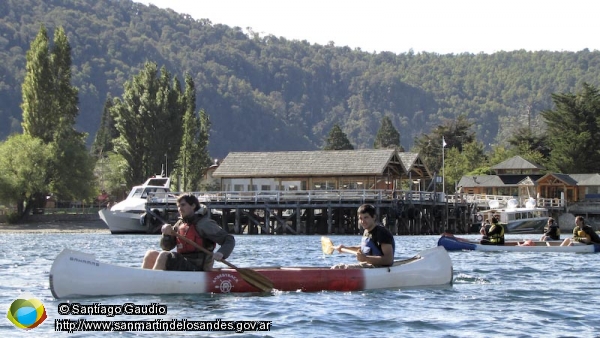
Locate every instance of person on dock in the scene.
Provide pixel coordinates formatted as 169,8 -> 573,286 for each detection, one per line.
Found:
142,193 -> 235,271
334,204 -> 396,267
540,217 -> 560,241
560,216 -> 600,246
480,217 -> 504,245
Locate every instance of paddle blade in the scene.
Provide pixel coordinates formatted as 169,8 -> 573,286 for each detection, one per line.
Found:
321,236 -> 335,255
237,268 -> 274,292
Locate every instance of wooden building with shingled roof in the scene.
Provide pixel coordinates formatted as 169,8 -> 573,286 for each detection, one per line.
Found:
458,155 -> 600,205
212,149 -> 431,192
458,156 -> 545,197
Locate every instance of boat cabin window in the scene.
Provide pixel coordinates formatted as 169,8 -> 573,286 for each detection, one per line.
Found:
131,188 -> 144,198
141,188 -> 158,198
147,178 -> 168,186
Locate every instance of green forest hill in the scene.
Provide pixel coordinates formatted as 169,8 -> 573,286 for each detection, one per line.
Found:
2,0 -> 600,160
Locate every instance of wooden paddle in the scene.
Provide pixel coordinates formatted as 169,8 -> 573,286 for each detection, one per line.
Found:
321,236 -> 358,255
172,232 -> 274,292
146,208 -> 274,292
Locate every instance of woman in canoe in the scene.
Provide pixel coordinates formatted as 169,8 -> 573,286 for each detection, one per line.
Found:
142,193 -> 235,271
480,217 -> 504,245
561,216 -> 600,246
540,217 -> 560,241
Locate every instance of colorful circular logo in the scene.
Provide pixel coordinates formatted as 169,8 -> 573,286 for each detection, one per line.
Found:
6,296 -> 47,330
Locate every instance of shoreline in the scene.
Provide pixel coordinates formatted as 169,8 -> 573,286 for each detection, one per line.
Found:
0,219 -> 110,233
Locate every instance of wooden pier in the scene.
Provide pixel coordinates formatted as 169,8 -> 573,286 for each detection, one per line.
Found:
148,190 -> 487,235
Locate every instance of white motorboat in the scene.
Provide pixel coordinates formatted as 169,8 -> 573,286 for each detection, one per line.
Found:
474,198 -> 549,234
98,175 -> 174,234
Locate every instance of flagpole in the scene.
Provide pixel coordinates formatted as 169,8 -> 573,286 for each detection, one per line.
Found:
442,136 -> 447,229
442,136 -> 445,196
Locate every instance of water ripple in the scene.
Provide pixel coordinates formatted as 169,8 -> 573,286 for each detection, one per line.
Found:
1,233 -> 600,337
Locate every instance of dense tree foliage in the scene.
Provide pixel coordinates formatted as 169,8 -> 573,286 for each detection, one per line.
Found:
413,115 -> 476,176
0,134 -> 53,216
3,0 -> 600,160
7,25 -> 95,218
111,62 -> 185,187
541,83 -> 600,173
507,127 -> 550,159
4,0 -> 600,202
323,124 -> 354,150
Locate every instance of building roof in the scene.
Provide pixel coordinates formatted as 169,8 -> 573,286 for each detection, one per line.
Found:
458,175 -> 505,187
499,174 -> 545,185
398,152 -> 430,178
458,174 -> 545,188
491,155 -> 545,171
551,173 -> 600,186
213,149 -> 422,178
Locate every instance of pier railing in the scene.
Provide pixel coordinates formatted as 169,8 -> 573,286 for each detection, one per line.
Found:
148,189 -> 446,205
145,190 -> 567,210
446,194 -> 514,206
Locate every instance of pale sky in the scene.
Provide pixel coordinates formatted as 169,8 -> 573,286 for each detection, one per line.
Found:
135,0 -> 600,55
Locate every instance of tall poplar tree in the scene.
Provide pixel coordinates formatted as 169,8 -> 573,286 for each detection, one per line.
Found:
16,25 -> 95,213
51,27 -> 79,137
21,25 -> 54,143
48,26 -> 95,201
175,74 -> 212,191
91,95 -> 116,156
323,124 -> 354,150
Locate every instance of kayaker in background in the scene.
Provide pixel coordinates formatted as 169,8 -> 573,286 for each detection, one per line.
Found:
142,193 -> 235,271
540,217 -> 560,241
335,204 -> 396,267
560,216 -> 600,246
441,229 -> 470,242
480,216 -> 504,245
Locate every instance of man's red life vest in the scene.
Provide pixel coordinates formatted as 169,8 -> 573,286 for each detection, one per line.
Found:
176,223 -> 203,254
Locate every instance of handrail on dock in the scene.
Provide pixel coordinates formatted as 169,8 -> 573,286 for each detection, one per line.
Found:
147,190 -> 566,209
148,189 -> 446,205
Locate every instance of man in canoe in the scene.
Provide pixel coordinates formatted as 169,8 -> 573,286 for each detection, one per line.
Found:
335,204 -> 396,267
142,193 -> 235,271
561,216 -> 600,246
540,217 -> 560,241
479,216 -> 504,245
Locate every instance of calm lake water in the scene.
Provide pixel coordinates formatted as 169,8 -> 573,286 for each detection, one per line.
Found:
1,230 -> 599,338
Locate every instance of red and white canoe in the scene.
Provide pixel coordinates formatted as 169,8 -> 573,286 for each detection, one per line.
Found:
49,247 -> 452,298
